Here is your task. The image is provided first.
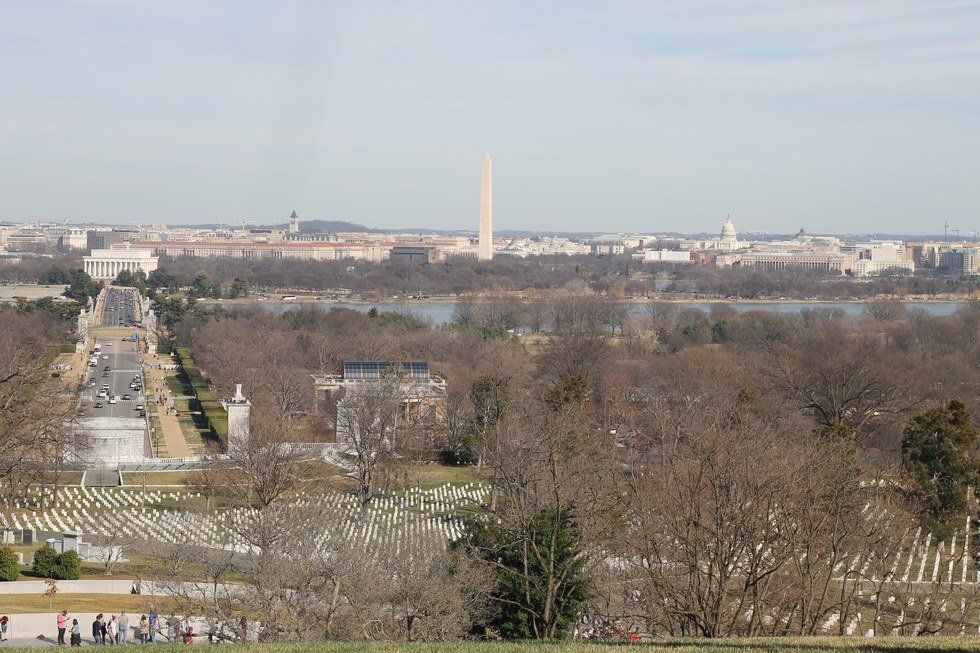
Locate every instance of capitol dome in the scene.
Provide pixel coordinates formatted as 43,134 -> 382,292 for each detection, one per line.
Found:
720,216 -> 738,242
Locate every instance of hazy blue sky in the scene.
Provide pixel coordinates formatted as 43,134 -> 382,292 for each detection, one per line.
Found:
1,1 -> 979,234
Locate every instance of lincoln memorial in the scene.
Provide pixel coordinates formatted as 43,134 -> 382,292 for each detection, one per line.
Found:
83,244 -> 159,279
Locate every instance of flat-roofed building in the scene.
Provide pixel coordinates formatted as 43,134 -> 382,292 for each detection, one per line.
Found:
737,251 -> 855,274
83,244 -> 159,279
87,229 -> 135,253
312,361 -> 447,445
389,246 -> 441,263
129,240 -> 386,262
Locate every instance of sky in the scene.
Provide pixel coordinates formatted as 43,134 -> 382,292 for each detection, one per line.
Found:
1,1 -> 979,234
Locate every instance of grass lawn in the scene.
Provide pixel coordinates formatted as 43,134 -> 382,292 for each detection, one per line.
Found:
177,414 -> 206,446
395,463 -> 483,488
0,593 -> 175,614
0,638 -> 977,652
121,471 -> 192,486
163,372 -> 189,397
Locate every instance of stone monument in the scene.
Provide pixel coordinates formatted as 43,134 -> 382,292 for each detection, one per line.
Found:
224,383 -> 251,454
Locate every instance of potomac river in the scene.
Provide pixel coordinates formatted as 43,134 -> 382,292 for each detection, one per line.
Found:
238,299 -> 968,325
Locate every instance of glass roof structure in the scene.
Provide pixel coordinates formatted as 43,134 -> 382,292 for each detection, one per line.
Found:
341,361 -> 430,380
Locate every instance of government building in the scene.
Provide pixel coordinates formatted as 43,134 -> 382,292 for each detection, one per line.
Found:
83,244 -> 159,279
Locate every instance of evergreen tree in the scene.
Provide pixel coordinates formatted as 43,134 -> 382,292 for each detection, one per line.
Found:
0,546 -> 20,581
31,545 -> 58,578
902,399 -> 979,537
114,268 -> 134,287
54,550 -> 82,580
458,509 -> 590,639
227,278 -> 249,298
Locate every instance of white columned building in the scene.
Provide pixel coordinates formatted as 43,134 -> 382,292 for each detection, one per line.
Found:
83,243 -> 159,280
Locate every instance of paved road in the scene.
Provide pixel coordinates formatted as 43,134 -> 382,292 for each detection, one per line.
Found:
79,289 -> 145,420
101,287 -> 138,328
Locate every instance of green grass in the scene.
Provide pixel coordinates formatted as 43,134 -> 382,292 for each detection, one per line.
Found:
122,471 -> 193,486
0,638 -> 977,652
395,463 -> 483,488
164,373 -> 188,397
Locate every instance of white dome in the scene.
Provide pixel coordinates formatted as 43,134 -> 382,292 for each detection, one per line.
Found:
720,217 -> 738,242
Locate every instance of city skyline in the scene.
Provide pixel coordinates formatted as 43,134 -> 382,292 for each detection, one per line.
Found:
1,2 -> 978,233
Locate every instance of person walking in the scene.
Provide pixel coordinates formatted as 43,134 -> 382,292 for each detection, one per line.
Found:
138,615 -> 149,644
70,619 -> 81,647
107,615 -> 118,645
0,614 -> 9,641
57,610 -> 68,645
148,607 -> 158,642
92,614 -> 104,645
118,611 -> 130,645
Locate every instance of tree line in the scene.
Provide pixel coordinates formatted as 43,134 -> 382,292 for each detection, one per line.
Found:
142,291 -> 980,642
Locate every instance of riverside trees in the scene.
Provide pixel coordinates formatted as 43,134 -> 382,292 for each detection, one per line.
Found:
150,294 -> 980,641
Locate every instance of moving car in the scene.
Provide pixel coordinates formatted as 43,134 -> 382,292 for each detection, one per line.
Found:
94,402 -> 103,408
122,394 -> 131,400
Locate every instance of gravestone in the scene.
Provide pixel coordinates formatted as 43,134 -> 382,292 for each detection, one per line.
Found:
45,538 -> 64,554
21,529 -> 36,545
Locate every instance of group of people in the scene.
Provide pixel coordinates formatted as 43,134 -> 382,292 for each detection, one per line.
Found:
57,609 -> 195,646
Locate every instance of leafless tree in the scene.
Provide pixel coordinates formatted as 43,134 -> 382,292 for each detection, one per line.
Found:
336,370 -> 421,504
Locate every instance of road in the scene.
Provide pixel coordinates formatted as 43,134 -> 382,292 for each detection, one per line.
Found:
79,288 -> 145,419
101,286 -> 138,327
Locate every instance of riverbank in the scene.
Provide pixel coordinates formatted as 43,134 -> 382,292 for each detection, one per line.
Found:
204,292 -> 976,306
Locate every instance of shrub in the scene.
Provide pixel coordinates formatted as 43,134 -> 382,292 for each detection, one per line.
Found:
31,545 -> 58,578
54,550 -> 82,580
0,546 -> 20,581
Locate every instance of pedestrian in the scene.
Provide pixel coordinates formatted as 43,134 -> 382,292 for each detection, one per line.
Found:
139,615 -> 149,644
148,607 -> 157,642
166,614 -> 179,642
0,614 -> 8,641
70,619 -> 81,647
57,609 -> 68,645
118,611 -> 129,645
92,614 -> 104,645
182,625 -> 194,644
107,615 -> 118,645
100,616 -> 108,646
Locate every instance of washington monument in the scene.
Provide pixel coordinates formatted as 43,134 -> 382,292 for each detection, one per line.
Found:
478,151 -> 493,260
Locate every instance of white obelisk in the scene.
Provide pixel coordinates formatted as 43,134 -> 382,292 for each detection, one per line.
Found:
478,151 -> 493,260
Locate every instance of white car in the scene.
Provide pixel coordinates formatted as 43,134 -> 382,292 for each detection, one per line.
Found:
97,390 -> 107,398
108,396 -> 117,404
102,355 -> 109,359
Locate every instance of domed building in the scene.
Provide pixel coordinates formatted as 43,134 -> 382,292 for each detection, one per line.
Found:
721,216 -> 738,243
715,216 -> 741,250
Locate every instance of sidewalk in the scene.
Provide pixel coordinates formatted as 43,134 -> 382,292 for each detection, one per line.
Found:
143,354 -> 191,458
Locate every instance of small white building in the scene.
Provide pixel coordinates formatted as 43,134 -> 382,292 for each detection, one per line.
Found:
83,244 -> 158,280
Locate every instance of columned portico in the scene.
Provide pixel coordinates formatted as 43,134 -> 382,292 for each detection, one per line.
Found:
83,244 -> 159,280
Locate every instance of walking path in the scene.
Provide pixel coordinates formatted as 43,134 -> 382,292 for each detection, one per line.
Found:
142,354 -> 190,458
